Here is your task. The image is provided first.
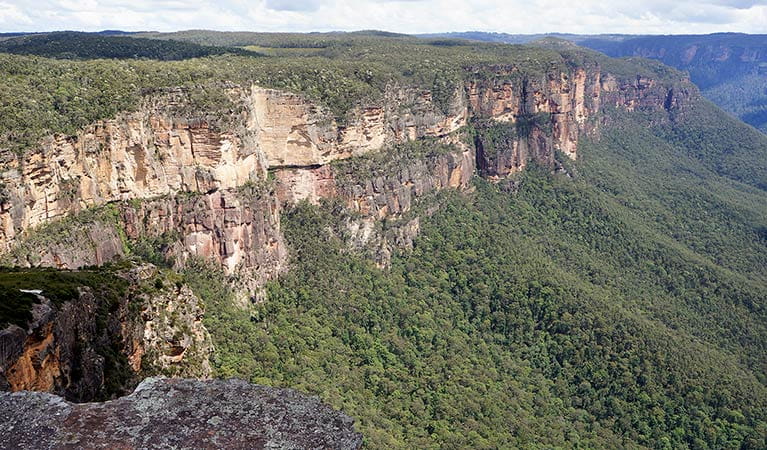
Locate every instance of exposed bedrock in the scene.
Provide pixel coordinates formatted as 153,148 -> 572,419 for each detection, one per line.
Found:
0,377 -> 363,449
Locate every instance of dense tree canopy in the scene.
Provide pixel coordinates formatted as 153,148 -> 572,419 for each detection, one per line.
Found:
192,99 -> 767,447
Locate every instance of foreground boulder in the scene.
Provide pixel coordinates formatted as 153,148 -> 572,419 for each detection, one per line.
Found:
0,377 -> 362,449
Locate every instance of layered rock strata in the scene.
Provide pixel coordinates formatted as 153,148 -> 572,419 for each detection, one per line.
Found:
0,64 -> 690,286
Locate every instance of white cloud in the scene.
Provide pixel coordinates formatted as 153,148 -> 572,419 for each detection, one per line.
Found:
265,0 -> 322,11
0,1 -> 33,28
1,0 -> 766,34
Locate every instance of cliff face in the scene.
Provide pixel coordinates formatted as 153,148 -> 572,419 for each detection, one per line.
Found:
0,88 -> 266,254
466,66 -> 599,161
0,62 -> 689,287
0,377 -> 363,450
467,67 -> 690,178
572,34 -> 767,133
0,265 -> 212,402
270,64 -> 685,262
271,66 -> 603,222
5,188 -> 285,300
120,187 -> 285,293
249,85 -> 467,168
274,139 -> 476,264
275,142 -> 474,216
0,82 -> 467,284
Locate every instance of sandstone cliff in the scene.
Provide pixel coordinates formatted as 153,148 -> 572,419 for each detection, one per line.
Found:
0,88 -> 266,253
120,186 -> 285,293
0,377 -> 363,449
0,60 -> 691,287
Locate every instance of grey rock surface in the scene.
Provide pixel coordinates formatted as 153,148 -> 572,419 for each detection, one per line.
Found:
0,377 -> 363,449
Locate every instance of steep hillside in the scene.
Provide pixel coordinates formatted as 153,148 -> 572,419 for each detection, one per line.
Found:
0,36 -> 765,448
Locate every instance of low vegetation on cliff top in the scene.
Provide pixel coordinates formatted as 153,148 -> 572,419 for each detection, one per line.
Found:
0,31 -> 681,153
0,266 -> 129,328
0,32 -> 261,61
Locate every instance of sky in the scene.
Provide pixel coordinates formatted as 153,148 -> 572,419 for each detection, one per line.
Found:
1,0 -> 766,35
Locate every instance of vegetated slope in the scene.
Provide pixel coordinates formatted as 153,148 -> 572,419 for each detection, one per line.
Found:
0,31 -> 259,60
194,93 -> 767,448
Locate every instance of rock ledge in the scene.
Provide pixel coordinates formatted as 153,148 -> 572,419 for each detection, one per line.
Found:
0,377 -> 362,449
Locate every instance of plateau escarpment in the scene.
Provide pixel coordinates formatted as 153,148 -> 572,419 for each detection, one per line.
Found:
0,57 -> 690,290
2,39 -> 745,450
0,88 -> 266,248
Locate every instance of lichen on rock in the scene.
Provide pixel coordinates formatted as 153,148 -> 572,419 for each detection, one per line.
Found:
0,377 -> 363,449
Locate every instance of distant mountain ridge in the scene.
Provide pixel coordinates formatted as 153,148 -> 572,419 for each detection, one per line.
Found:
417,31 -> 631,44
0,30 -> 147,41
0,31 -> 260,60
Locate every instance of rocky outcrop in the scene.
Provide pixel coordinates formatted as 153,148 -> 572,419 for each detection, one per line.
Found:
0,376 -> 363,450
0,291 -> 123,402
270,66 -> 606,203
121,265 -> 213,379
0,300 -> 63,394
0,265 -> 213,402
334,145 -> 475,219
120,187 -> 286,291
273,62 -> 689,199
598,73 -> 693,115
